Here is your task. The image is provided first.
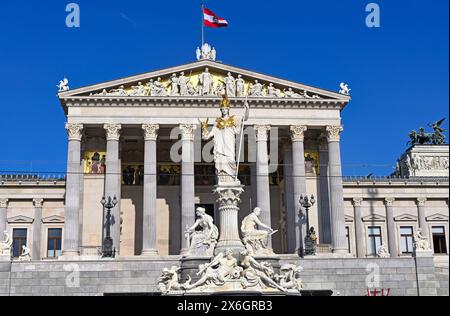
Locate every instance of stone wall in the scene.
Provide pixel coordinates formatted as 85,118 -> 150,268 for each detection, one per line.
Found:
0,255 -> 446,296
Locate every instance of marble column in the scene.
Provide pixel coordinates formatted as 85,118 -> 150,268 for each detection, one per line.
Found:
352,198 -> 365,258
104,123 -> 122,254
385,198 -> 398,257
290,125 -> 307,255
32,198 -> 43,260
326,125 -> 347,254
180,124 -> 196,255
417,198 -> 429,238
0,199 -> 7,234
283,148 -> 296,253
254,125 -> 272,238
141,124 -> 160,256
318,138 -> 332,244
62,123 -> 83,256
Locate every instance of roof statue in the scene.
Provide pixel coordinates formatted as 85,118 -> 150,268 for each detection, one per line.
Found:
339,82 -> 350,95
408,118 -> 447,146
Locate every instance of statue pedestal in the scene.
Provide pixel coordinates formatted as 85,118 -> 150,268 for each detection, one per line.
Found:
0,254 -> 11,262
213,182 -> 245,256
180,256 -> 212,283
413,249 -> 434,258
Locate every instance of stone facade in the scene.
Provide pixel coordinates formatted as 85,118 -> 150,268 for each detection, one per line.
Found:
0,58 -> 448,296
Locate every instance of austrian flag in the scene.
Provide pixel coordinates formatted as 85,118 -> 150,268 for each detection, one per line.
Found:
203,7 -> 228,28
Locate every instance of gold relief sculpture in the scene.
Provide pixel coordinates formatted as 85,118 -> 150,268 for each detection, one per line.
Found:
84,152 -> 106,174
304,152 -> 320,175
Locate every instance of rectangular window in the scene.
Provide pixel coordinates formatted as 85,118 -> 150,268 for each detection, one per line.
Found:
367,226 -> 382,256
399,226 -> 414,254
12,228 -> 27,258
432,226 -> 447,254
345,226 -> 351,253
47,228 -> 62,258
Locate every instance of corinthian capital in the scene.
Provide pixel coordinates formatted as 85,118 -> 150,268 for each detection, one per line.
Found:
325,125 -> 343,142
254,125 -> 271,142
0,198 -> 8,208
33,198 -> 44,208
290,125 -> 307,142
384,198 -> 395,207
180,124 -> 196,141
416,198 -> 426,207
142,124 -> 160,141
104,123 -> 122,141
352,198 -> 363,207
65,123 -> 83,141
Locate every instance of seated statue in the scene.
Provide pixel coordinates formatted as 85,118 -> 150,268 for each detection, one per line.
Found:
0,230 -> 12,255
184,249 -> 240,290
18,245 -> 31,262
185,207 -> 219,256
241,207 -> 275,256
414,229 -> 430,251
377,244 -> 390,258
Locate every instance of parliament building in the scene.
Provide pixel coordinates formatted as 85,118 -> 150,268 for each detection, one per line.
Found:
0,49 -> 448,296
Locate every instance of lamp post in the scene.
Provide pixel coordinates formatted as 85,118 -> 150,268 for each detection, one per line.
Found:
101,195 -> 118,258
299,194 -> 316,256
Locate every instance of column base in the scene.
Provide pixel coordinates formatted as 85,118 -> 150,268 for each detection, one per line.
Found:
140,249 -> 159,257
332,247 -> 353,257
60,250 -> 80,258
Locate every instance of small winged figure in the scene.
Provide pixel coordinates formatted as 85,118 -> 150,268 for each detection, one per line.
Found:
339,82 -> 350,95
428,118 -> 447,145
57,77 -> 69,92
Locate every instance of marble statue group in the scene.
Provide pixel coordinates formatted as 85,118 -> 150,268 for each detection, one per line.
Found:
159,92 -> 304,294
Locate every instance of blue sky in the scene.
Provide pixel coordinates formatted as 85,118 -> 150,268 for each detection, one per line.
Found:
0,0 -> 448,176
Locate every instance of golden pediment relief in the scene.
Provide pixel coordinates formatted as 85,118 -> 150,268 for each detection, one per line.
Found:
88,69 -> 324,100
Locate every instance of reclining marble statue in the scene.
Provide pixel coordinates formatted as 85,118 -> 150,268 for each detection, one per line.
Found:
183,249 -> 241,290
0,230 -> 12,256
184,207 -> 219,256
241,207 -> 276,256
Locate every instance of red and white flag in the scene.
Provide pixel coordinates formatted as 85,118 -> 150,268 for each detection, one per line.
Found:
203,7 -> 228,28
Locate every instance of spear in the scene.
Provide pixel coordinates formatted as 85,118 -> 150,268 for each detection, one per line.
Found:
235,94 -> 249,181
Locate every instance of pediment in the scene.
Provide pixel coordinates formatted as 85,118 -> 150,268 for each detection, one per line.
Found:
58,60 -> 350,104
394,214 -> 418,222
8,215 -> 34,224
362,214 -> 386,222
426,213 -> 449,222
345,215 -> 354,222
42,215 -> 65,224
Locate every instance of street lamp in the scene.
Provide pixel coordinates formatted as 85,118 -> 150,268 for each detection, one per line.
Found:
299,194 -> 316,256
101,195 -> 118,258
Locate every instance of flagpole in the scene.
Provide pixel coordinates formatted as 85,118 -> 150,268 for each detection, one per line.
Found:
201,3 -> 204,47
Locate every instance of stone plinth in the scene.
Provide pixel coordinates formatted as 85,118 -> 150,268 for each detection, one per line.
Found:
180,256 -> 211,283
413,249 -> 434,258
396,144 -> 449,178
213,182 -> 245,255
253,255 -> 281,274
0,254 -> 11,262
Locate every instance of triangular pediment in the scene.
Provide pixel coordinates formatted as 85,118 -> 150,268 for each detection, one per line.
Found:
42,215 -> 65,224
394,214 -> 418,222
426,213 -> 449,222
362,214 -> 386,222
8,215 -> 34,224
58,60 -> 350,104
